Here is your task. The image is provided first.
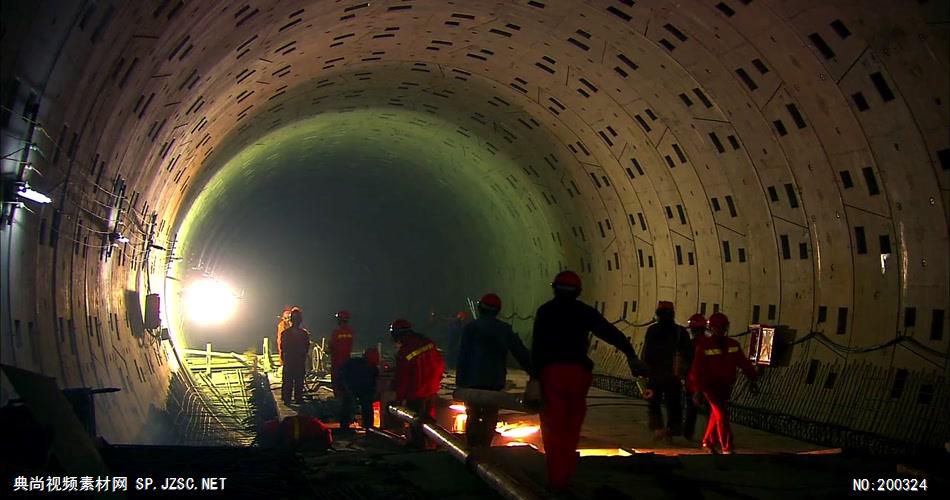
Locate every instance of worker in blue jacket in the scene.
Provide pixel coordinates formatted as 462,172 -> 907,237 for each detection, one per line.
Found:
456,293 -> 532,448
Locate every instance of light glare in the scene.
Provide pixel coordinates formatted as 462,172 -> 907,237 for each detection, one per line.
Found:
496,421 -> 540,438
184,278 -> 238,325
17,185 -> 52,204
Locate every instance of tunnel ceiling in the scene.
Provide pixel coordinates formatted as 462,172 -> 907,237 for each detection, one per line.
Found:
2,0 -> 948,445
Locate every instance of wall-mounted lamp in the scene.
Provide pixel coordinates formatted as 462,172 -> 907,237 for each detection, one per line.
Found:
16,183 -> 52,204
109,231 -> 130,245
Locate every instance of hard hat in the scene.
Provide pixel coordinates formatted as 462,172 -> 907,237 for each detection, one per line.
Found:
656,301 -> 675,311
707,312 -> 730,331
455,311 -> 468,320
389,319 -> 412,335
552,270 -> 582,289
687,313 -> 707,329
336,310 -> 351,321
363,348 -> 380,366
479,293 -> 502,311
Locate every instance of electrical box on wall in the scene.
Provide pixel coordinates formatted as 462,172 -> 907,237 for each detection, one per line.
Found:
748,324 -> 776,366
145,293 -> 161,330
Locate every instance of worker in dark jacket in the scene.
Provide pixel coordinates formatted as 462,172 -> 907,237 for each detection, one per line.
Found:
279,308 -> 311,404
642,301 -> 691,441
390,319 -> 445,448
338,348 -> 381,431
456,293 -> 532,448
530,270 -> 648,493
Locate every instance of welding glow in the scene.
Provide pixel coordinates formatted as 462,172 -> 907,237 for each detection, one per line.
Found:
506,441 -> 538,449
183,278 -> 238,325
577,448 -> 632,457
449,403 -> 467,412
495,421 -> 540,438
452,413 -> 468,433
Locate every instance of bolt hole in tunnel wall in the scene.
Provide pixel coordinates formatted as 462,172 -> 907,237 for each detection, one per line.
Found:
0,0 -> 948,451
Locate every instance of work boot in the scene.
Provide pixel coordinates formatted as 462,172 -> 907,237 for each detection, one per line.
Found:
702,442 -> 721,454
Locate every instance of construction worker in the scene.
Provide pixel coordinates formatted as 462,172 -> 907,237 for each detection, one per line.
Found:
530,270 -> 648,493
276,306 -> 293,363
642,301 -> 691,442
338,348 -> 381,432
688,312 -> 759,454
330,310 -> 354,397
456,293 -> 532,449
446,311 -> 468,370
389,319 -> 445,449
279,308 -> 311,404
682,313 -> 707,441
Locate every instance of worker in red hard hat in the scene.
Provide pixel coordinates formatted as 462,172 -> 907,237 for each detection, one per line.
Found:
642,301 -> 692,442
456,293 -> 532,448
330,310 -> 354,398
279,308 -> 311,404
682,313 -> 708,441
445,310 -> 469,370
530,270 -> 648,492
389,318 -> 445,449
337,348 -> 381,432
688,312 -> 759,454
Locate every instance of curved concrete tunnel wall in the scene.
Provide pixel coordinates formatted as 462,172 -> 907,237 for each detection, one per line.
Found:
1,0 -> 948,448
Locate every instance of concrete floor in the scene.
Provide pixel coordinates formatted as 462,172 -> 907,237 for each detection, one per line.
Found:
478,370 -> 826,456
260,367 -> 928,499
270,366 -> 830,456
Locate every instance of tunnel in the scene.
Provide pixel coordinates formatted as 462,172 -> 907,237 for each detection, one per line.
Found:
1,0 -> 948,497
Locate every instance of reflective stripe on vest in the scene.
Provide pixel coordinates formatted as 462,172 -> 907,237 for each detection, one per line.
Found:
335,333 -> 353,339
704,346 -> 740,355
405,343 -> 434,361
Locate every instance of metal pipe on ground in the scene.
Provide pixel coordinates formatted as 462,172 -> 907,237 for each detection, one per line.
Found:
387,404 -> 543,500
365,426 -> 405,444
452,388 -> 538,414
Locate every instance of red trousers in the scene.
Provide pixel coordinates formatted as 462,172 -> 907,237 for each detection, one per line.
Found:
540,363 -> 592,490
702,386 -> 734,452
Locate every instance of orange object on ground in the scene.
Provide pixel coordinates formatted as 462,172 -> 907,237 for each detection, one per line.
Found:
261,415 -> 332,449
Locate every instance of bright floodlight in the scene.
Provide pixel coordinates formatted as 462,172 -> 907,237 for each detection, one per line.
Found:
17,184 -> 52,204
183,278 -> 238,325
